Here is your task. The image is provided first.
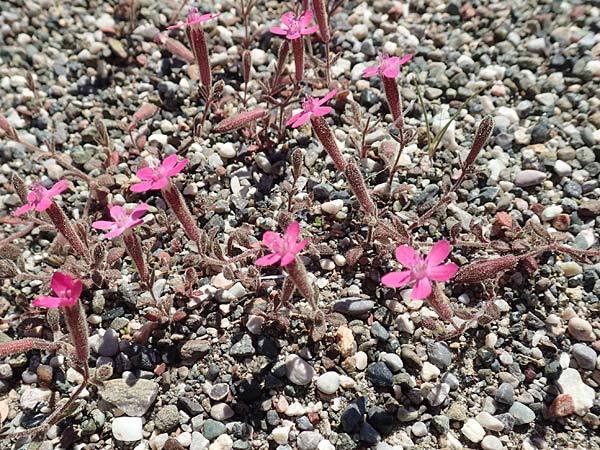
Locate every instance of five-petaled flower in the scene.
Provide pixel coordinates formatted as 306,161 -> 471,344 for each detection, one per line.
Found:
381,240 -> 458,300
130,154 -> 188,193
32,272 -> 82,309
287,88 -> 337,128
363,52 -> 413,79
270,10 -> 318,40
13,180 -> 68,216
92,204 -> 149,239
167,7 -> 220,29
256,221 -> 309,267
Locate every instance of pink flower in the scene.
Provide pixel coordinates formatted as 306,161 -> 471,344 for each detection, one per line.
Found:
32,272 -> 82,309
363,52 -> 413,79
167,7 -> 221,29
381,240 -> 458,300
270,10 -> 318,40
130,154 -> 188,193
92,203 -> 149,239
286,88 -> 337,128
256,221 -> 309,267
13,180 -> 69,216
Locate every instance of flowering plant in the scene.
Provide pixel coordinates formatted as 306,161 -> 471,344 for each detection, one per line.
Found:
256,221 -> 309,267
381,240 -> 458,300
92,204 -> 149,239
32,272 -> 82,309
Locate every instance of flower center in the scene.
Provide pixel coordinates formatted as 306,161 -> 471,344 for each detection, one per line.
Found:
412,261 -> 428,279
287,15 -> 302,35
378,53 -> 391,71
30,183 -> 47,204
302,95 -> 316,112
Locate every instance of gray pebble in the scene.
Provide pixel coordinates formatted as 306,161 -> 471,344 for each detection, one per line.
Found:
572,343 -> 597,370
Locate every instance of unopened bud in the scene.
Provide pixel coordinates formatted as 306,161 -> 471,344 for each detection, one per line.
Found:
0,114 -> 18,140
344,162 -> 376,216
242,49 -> 252,84
129,103 -> 159,132
11,173 -> 28,203
454,255 -> 519,284
155,33 -> 195,63
214,108 -> 268,133
464,116 -> 493,168
312,0 -> 330,43
291,148 -> 303,179
276,40 -> 289,76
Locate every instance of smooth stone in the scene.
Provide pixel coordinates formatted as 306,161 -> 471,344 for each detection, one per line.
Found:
203,419 -> 226,440
555,368 -> 595,415
321,200 -> 344,215
554,160 -> 572,176
481,435 -> 505,450
572,343 -> 597,370
421,361 -> 440,381
112,417 -> 143,442
411,421 -> 427,437
495,382 -> 515,405
568,317 -> 595,341
271,425 -> 290,444
286,355 -> 315,386
332,299 -> 375,315
315,372 -> 341,394
427,383 -> 450,407
296,431 -> 323,450
229,334 -> 255,357
211,403 -> 234,421
476,411 -> 505,432
191,432 -> 210,450
209,434 -> 233,450
515,170 -> 546,187
508,402 -> 535,425
99,378 -> 159,416
461,418 -> 485,443
427,342 -> 452,369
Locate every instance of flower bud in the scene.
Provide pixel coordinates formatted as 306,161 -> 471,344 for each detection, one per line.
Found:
464,115 -> 493,168
214,108 -> 268,133
344,162 -> 376,216
454,255 -> 519,284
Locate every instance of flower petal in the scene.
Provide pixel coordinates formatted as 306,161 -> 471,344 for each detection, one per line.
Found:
166,158 -> 187,177
285,221 -> 300,243
13,203 -> 34,216
382,67 -> 400,78
425,240 -> 451,267
130,203 -> 150,220
109,205 -> 126,221
32,296 -> 63,309
411,278 -> 432,300
104,227 -> 126,239
280,253 -> 296,267
290,111 -> 312,128
35,198 -> 53,212
286,31 -> 301,40
152,177 -> 170,191
47,180 -> 69,197
299,10 -> 314,27
130,181 -> 154,193
280,12 -> 295,27
270,26 -> 288,35
427,262 -> 459,282
285,112 -> 303,128
363,68 -> 379,78
136,167 -> 155,180
162,154 -> 180,171
317,88 -> 338,105
301,25 -> 318,35
381,270 -> 412,288
69,278 -> 83,303
256,252 -> 282,266
91,220 -> 116,231
262,231 -> 284,251
398,53 -> 414,65
51,272 -> 74,297
395,245 -> 420,268
291,237 -> 310,254
312,105 -> 332,117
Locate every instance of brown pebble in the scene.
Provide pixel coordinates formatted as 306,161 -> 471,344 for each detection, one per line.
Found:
552,213 -> 570,231
36,364 -> 53,384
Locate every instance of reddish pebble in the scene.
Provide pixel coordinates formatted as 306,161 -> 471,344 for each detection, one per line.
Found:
552,213 -> 570,231
550,394 -> 575,417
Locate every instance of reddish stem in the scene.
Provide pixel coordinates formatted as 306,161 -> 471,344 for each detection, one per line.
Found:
310,115 -> 346,171
187,24 -> 212,91
161,183 -> 201,245
61,302 -> 90,379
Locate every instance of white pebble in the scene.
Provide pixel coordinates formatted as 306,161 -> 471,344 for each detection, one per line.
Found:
112,417 -> 143,442
217,143 -> 236,159
481,435 -> 505,450
461,418 -> 485,443
321,199 -> 344,215
316,372 -> 341,394
420,361 -> 440,381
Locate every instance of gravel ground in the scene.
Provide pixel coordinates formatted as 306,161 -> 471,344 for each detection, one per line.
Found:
0,0 -> 599,449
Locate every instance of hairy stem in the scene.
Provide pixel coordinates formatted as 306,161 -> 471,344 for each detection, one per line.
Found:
292,38 -> 304,83
123,229 -> 150,285
61,302 -> 90,379
161,183 -> 201,245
